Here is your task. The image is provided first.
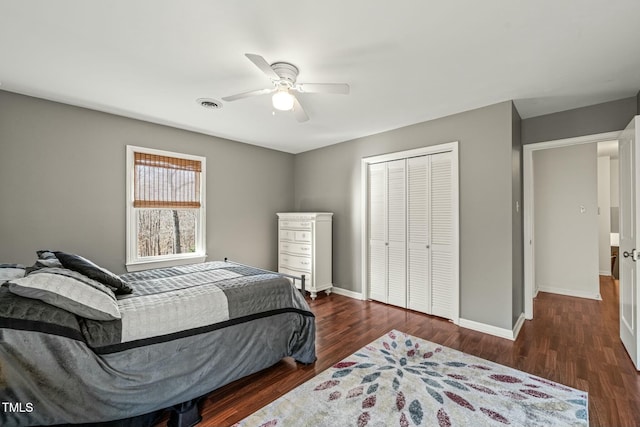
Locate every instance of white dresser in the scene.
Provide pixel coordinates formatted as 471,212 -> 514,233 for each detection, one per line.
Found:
277,212 -> 333,299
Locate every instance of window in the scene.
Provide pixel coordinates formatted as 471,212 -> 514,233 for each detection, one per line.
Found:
126,146 -> 206,271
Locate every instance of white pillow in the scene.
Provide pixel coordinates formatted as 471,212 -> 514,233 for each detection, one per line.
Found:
7,267 -> 121,321
0,264 -> 26,281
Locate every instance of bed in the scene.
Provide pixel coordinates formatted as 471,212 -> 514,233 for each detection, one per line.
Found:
0,253 -> 316,426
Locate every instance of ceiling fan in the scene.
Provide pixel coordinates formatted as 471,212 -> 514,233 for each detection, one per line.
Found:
222,53 -> 350,122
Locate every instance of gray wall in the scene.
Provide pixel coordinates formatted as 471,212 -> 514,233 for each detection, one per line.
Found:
611,158 -> 620,211
0,90 -> 294,273
511,104 -> 523,326
522,96 -> 638,145
294,101 -> 520,330
3,87 -> 638,333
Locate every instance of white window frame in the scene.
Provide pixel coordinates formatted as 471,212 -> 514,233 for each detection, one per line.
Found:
125,145 -> 207,272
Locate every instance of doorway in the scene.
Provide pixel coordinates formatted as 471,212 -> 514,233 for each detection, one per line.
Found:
523,130 -> 621,319
597,141 -> 620,280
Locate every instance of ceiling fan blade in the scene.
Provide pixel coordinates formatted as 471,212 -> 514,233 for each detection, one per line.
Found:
245,53 -> 280,80
296,83 -> 350,95
292,95 -> 309,122
222,87 -> 274,102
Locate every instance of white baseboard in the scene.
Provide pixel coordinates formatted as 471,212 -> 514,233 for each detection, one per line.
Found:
537,285 -> 602,301
331,286 -> 363,300
459,314 -> 525,341
512,313 -> 526,340
599,270 -> 611,276
333,288 -> 526,341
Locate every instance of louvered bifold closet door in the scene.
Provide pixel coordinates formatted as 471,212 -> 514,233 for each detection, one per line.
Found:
407,155 -> 430,313
368,163 -> 387,303
386,159 -> 407,308
429,151 -> 455,319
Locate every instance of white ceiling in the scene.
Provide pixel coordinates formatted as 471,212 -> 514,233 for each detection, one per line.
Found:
1,1 -> 639,154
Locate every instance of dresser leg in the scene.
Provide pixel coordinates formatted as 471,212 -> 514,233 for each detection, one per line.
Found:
310,291 -> 317,300
325,288 -> 332,296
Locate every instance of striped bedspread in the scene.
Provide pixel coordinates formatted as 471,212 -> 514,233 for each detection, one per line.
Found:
80,261 -> 312,352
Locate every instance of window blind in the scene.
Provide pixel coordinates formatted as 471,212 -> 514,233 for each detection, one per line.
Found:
133,152 -> 201,208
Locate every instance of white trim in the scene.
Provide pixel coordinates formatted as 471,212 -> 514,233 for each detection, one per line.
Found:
361,141 -> 460,323
362,145 -> 456,164
125,145 -> 207,272
459,315 -> 525,341
536,285 -> 602,301
512,313 -> 526,340
331,286 -> 364,300
523,131 -> 620,320
333,288 -> 527,340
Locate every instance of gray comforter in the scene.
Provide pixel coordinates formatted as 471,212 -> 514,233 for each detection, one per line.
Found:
0,261 -> 316,426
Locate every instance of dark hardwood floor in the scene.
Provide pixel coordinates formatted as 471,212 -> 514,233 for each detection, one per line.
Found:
159,276 -> 640,426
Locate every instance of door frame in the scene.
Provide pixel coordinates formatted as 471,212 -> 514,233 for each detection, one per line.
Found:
523,130 -> 621,319
360,141 -> 460,324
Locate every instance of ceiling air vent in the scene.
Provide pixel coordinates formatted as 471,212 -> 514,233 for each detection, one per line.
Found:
197,98 -> 222,109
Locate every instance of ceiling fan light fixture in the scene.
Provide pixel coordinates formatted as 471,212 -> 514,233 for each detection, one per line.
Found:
272,89 -> 294,111
223,53 -> 349,122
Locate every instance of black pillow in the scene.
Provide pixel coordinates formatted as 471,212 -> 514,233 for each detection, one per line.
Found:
53,251 -> 133,295
25,250 -> 64,275
37,250 -> 59,260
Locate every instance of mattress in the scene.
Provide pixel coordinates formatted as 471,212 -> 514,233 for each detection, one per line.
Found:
0,260 -> 316,426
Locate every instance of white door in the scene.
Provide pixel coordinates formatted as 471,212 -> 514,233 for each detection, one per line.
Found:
362,142 -> 459,322
619,116 -> 640,370
368,162 -> 387,303
387,159 -> 407,307
407,153 -> 455,318
368,160 -> 407,306
408,155 -> 430,313
429,152 -> 456,319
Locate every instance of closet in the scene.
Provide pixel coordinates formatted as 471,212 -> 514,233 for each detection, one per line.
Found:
364,143 -> 458,322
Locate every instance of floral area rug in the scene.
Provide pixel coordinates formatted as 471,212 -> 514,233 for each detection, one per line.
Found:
234,330 -> 588,427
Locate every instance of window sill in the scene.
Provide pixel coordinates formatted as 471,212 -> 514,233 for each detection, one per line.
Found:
126,254 -> 207,272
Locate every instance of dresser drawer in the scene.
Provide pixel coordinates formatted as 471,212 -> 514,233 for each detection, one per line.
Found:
280,229 -> 311,242
294,230 -> 312,243
279,220 -> 312,230
280,242 -> 312,256
279,254 -> 312,272
280,229 -> 294,241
